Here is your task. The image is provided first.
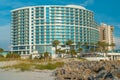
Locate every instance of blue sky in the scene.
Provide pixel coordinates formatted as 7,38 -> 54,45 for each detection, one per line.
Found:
0,0 -> 120,50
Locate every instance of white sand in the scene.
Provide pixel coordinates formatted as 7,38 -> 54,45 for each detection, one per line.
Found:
0,69 -> 55,80
0,61 -> 18,67
0,61 -> 55,80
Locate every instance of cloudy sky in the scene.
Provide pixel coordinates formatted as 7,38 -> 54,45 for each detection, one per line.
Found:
0,0 -> 120,50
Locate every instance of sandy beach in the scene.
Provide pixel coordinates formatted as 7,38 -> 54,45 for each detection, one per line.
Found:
0,61 -> 55,80
0,69 -> 55,80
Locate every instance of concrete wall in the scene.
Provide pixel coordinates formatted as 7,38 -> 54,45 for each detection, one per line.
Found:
84,57 -> 109,61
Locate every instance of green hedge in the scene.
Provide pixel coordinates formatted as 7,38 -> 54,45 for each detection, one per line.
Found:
6,53 -> 20,58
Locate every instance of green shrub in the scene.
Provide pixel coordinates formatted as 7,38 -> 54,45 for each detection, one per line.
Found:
0,48 -> 4,52
35,62 -> 64,70
6,53 -> 20,59
0,54 -> 5,61
13,63 -> 32,71
54,62 -> 64,67
0,54 -> 4,58
35,63 -> 57,70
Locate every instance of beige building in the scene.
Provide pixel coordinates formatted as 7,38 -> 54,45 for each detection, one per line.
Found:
99,23 -> 114,51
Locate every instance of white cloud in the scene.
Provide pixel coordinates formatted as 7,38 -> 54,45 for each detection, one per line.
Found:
81,0 -> 94,7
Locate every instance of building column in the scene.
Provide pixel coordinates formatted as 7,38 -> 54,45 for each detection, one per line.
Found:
111,55 -> 113,60
116,56 -> 118,60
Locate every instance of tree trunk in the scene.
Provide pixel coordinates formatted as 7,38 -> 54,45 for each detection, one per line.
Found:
55,46 -> 57,54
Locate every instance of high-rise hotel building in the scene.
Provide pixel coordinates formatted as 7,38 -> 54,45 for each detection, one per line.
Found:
11,5 -> 99,55
99,23 -> 114,51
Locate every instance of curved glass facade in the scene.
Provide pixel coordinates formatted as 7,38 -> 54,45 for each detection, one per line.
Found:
11,5 -> 99,55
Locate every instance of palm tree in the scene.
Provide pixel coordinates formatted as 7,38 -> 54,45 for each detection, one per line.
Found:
97,41 -> 108,53
78,48 -> 83,53
52,40 -> 60,54
70,49 -> 77,57
77,42 -> 82,48
43,52 -> 49,61
66,40 -> 73,50
66,40 -> 73,56
96,41 -> 101,52
56,48 -> 61,54
110,43 -> 115,50
105,43 -> 109,52
60,49 -> 66,58
78,48 -> 83,56
56,48 -> 66,58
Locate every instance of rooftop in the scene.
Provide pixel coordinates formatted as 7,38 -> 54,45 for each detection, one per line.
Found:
11,5 -> 87,12
66,5 -> 86,10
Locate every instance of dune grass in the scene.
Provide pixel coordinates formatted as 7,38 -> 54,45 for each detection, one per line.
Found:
0,58 -> 7,61
1,61 -> 64,71
0,58 -> 21,62
1,63 -> 33,71
35,62 -> 64,70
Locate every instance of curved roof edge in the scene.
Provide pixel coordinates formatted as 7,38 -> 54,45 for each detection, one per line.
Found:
66,5 -> 86,10
11,5 -> 88,12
